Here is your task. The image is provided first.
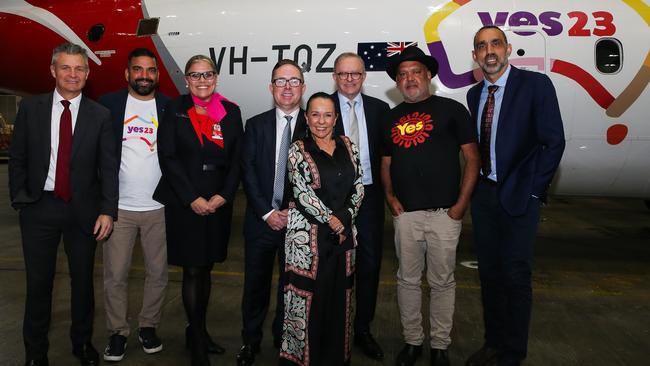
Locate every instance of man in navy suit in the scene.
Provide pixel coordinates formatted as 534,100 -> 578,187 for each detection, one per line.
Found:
237,59 -> 307,366
9,42 -> 118,366
465,26 -> 565,366
330,52 -> 390,360
98,48 -> 170,362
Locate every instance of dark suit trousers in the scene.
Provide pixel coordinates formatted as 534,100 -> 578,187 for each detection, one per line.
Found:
241,223 -> 286,346
470,180 -> 540,364
353,183 -> 385,333
19,193 -> 97,359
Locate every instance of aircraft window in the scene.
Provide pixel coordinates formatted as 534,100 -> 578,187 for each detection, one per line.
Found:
137,18 -> 160,37
87,24 -> 105,42
595,38 -> 622,74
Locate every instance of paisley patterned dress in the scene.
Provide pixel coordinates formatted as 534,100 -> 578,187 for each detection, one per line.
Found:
279,135 -> 364,366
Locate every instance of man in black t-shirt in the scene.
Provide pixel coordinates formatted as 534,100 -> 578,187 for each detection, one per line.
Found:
380,46 -> 480,366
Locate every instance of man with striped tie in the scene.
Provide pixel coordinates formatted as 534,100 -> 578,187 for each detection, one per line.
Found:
238,59 -> 307,366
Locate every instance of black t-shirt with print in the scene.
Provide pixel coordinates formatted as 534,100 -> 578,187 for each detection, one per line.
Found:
382,95 -> 477,212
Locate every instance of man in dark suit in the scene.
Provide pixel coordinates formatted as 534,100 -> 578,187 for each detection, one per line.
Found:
237,59 -> 307,366
465,26 -> 565,366
9,42 -> 118,366
97,48 -> 170,362
330,52 -> 390,360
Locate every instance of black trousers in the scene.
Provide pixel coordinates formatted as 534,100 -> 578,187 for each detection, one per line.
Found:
471,180 -> 541,365
353,183 -> 385,334
19,193 -> 97,359
241,223 -> 286,346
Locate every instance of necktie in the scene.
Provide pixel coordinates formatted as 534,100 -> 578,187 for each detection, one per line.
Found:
54,100 -> 72,201
479,85 -> 499,177
347,100 -> 359,145
272,115 -> 292,209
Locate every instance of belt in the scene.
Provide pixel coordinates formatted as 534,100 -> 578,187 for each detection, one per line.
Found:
480,175 -> 497,186
202,164 -> 216,171
425,207 -> 450,212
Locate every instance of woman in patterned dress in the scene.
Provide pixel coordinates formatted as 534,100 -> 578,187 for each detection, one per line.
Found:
279,92 -> 364,366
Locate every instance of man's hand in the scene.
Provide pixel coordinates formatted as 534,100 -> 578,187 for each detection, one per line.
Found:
386,195 -> 404,217
94,214 -> 113,240
190,197 -> 212,216
208,194 -> 226,212
447,203 -> 467,221
266,209 -> 288,231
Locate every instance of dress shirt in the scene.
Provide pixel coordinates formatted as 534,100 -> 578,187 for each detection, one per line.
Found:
476,64 -> 511,182
44,90 -> 82,191
337,92 -> 371,185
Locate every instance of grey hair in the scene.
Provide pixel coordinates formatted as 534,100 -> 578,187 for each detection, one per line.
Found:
51,42 -> 89,66
333,52 -> 365,71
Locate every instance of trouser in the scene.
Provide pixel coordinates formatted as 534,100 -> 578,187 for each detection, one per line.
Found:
241,226 -> 285,346
394,208 -> 462,349
471,180 -> 540,364
103,208 -> 168,336
353,183 -> 385,334
19,193 -> 97,359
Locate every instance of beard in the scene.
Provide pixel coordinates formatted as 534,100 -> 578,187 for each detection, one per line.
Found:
129,77 -> 157,96
479,53 -> 508,77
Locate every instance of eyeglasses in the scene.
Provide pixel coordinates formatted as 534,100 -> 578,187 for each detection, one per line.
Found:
272,78 -> 303,87
186,71 -> 217,81
335,72 -> 364,80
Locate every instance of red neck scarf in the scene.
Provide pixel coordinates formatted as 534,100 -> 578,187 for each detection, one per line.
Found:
188,93 -> 237,148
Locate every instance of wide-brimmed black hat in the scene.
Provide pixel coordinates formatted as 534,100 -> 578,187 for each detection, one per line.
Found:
386,46 -> 439,81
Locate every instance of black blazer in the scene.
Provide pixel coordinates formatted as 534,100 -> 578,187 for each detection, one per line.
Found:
467,66 -> 565,215
332,92 -> 390,187
153,94 -> 243,207
9,92 -> 119,231
97,88 -> 170,161
241,108 -> 307,238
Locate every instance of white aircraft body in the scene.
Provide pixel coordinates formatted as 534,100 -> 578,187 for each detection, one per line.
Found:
1,0 -> 649,199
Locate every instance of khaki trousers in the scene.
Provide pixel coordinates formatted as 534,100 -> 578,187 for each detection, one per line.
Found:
103,208 -> 168,336
393,209 -> 462,349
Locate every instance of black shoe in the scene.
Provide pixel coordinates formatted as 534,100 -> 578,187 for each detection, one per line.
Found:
185,326 -> 225,354
73,342 -> 100,366
24,358 -> 49,366
354,332 -> 384,360
236,344 -> 260,366
431,348 -> 450,366
395,344 -> 422,366
104,333 -> 127,362
138,327 -> 163,354
465,346 -> 501,366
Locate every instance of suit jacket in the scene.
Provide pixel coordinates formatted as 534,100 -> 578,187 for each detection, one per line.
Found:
241,108 -> 307,239
8,92 -> 119,231
467,66 -> 565,216
153,94 -> 243,207
331,92 -> 390,188
97,88 -> 170,160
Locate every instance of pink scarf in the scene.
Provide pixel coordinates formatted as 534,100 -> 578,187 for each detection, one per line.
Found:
191,92 -> 237,122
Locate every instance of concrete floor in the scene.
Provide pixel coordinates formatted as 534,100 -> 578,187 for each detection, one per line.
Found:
0,163 -> 648,366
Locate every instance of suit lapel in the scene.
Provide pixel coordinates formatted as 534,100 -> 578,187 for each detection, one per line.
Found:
265,109 -> 277,166
71,96 -> 91,159
360,94 -> 377,164
496,66 -> 520,134
39,93 -> 54,165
